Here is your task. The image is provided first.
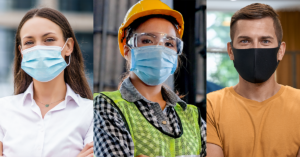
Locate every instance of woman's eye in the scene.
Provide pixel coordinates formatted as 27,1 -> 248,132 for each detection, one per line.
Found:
24,41 -> 33,45
45,38 -> 55,42
141,39 -> 153,44
165,42 -> 174,47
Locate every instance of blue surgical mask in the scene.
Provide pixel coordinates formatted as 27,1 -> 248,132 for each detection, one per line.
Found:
21,39 -> 71,82
130,45 -> 178,86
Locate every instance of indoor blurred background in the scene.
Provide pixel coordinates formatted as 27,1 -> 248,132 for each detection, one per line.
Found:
94,0 -> 207,120
0,0 -> 93,97
207,0 -> 300,90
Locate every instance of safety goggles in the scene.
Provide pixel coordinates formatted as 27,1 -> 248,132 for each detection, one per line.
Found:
127,32 -> 183,55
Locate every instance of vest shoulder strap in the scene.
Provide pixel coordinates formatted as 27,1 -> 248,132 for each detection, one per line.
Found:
100,90 -> 133,135
101,90 -> 128,104
176,104 -> 201,128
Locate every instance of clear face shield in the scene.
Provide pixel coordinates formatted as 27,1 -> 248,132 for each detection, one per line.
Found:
127,32 -> 183,55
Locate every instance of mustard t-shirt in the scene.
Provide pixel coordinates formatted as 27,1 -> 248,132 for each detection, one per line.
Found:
207,85 -> 300,157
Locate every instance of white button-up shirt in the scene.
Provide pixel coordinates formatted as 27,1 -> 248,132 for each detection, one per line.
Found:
0,83 -> 93,157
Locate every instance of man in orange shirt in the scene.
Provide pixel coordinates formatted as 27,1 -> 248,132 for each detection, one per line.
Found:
207,3 -> 300,157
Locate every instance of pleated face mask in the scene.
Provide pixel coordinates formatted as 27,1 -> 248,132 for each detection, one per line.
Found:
231,42 -> 280,83
130,45 -> 178,86
21,38 -> 71,82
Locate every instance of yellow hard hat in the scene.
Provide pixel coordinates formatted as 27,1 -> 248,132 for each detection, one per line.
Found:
118,0 -> 184,57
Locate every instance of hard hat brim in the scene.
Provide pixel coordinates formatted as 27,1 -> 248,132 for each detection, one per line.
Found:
118,9 -> 184,57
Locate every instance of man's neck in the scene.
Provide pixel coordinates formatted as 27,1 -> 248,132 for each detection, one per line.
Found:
233,75 -> 281,102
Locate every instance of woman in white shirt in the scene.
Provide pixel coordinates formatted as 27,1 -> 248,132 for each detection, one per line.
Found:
0,8 -> 93,157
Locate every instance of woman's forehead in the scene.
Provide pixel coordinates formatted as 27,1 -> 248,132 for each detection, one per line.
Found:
20,17 -> 63,38
135,18 -> 177,37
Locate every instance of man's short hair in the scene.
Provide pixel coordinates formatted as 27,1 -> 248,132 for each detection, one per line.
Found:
230,3 -> 283,43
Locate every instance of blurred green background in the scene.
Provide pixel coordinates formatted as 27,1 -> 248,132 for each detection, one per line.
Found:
207,11 -> 239,87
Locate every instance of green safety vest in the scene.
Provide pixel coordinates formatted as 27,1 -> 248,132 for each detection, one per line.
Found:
100,91 -> 201,157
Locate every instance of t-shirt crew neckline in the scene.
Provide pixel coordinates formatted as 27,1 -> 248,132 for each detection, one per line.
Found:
228,85 -> 286,105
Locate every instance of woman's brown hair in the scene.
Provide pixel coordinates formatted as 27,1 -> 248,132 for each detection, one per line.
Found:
14,8 -> 93,100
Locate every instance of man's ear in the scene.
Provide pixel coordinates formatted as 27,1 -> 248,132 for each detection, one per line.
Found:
64,38 -> 74,57
227,42 -> 234,60
277,41 -> 286,61
124,45 -> 131,61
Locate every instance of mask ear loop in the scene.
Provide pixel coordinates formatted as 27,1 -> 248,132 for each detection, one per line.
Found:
67,54 -> 71,66
61,38 -> 69,51
277,41 -> 282,63
61,38 -> 71,66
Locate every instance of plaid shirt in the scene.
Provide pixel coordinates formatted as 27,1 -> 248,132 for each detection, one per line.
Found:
94,78 -> 206,157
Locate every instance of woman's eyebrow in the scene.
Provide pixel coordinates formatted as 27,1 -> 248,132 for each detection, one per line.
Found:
22,32 -> 56,39
22,35 -> 33,39
42,32 -> 56,37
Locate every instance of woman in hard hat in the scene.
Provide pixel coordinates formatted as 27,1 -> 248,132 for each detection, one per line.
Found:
0,8 -> 93,157
94,0 -> 206,157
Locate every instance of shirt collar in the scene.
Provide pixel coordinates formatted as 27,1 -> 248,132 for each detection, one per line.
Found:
65,83 -> 80,107
21,82 -> 80,107
22,82 -> 34,106
119,78 -> 187,110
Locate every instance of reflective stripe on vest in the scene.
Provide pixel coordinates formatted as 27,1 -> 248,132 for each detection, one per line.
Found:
101,90 -> 201,157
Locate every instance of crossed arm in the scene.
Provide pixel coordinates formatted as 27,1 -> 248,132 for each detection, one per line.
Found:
207,143 -> 224,157
0,141 -> 93,157
77,142 -> 94,157
207,144 -> 300,157
0,141 -> 3,157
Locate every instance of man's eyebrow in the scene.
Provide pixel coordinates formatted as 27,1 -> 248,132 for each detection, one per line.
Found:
237,36 -> 251,39
237,36 -> 275,40
260,36 -> 274,39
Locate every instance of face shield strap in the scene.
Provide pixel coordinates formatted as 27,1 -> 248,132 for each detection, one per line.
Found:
134,34 -> 138,47
174,24 -> 179,30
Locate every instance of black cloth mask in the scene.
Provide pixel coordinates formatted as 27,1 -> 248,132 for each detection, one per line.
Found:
231,42 -> 280,83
